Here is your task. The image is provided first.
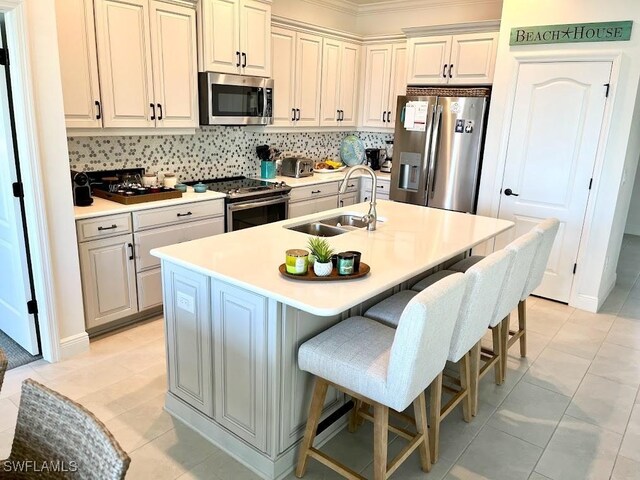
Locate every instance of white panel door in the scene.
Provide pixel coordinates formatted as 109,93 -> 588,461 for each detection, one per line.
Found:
319,38 -> 341,126
0,50 -> 38,354
361,44 -> 391,128
407,35 -> 451,85
94,0 -> 155,128
338,41 -> 360,127
497,61 -> 611,302
271,27 -> 296,127
150,1 -> 198,128
239,0 -> 271,77
294,32 -> 323,127
200,0 -> 240,74
449,32 -> 498,85
54,0 -> 102,128
387,43 -> 407,127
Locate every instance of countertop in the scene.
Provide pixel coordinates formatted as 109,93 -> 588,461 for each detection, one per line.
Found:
255,168 -> 391,187
151,201 -> 513,316
74,187 -> 227,220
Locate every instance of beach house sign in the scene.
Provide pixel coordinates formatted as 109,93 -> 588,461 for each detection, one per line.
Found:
510,21 -> 633,46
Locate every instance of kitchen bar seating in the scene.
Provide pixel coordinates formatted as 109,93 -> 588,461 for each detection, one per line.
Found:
365,250 -> 513,463
449,219 -> 560,370
0,348 -> 6,392
296,273 -> 468,480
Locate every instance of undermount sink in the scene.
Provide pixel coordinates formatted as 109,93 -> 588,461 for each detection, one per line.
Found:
286,222 -> 349,237
317,214 -> 369,229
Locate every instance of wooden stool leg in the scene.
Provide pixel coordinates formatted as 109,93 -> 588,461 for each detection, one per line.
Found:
373,403 -> 389,480
470,342 -> 481,417
518,299 -> 527,357
501,314 -> 510,383
492,320 -> 503,386
413,391 -> 431,472
296,378 -> 329,478
428,373 -> 443,463
459,353 -> 472,423
348,399 -> 363,433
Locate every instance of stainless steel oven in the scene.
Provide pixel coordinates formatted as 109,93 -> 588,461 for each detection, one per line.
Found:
227,194 -> 289,232
199,72 -> 273,126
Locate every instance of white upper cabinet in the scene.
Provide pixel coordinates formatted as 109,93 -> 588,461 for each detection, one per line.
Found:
55,0 -> 102,128
94,0 -> 156,128
407,32 -> 498,85
199,0 -> 271,77
449,32 -> 498,85
271,27 -> 296,126
361,42 -> 405,129
150,1 -> 198,128
320,39 -> 360,127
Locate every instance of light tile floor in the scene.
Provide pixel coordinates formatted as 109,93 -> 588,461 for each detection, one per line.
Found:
1,235 -> 640,479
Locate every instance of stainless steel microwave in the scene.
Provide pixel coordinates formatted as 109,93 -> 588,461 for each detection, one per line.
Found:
198,72 -> 273,126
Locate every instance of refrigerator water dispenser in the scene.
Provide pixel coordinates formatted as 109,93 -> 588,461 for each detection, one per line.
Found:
398,152 -> 422,191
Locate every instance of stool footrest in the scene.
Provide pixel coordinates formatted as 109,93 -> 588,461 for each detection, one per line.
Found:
308,448 -> 366,480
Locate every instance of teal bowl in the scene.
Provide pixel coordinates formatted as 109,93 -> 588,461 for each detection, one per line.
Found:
175,183 -> 187,192
193,183 -> 208,193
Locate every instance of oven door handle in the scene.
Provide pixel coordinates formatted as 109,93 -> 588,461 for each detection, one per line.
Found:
227,195 -> 290,212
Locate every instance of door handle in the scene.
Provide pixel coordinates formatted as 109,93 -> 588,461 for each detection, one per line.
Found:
150,103 -> 156,120
176,211 -> 193,217
236,51 -> 241,67
95,100 -> 102,120
340,110 -> 345,121
157,103 -> 163,120
296,108 -> 300,121
128,243 -> 135,261
382,111 -> 387,122
98,224 -> 117,231
311,190 -> 321,194
504,188 -> 520,197
442,64 -> 447,78
291,108 -> 296,121
242,52 -> 247,68
449,64 -> 453,78
387,111 -> 392,123
337,109 -> 340,121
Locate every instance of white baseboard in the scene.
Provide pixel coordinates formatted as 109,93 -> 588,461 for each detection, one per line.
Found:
59,332 -> 90,359
570,273 -> 618,313
598,273 -> 618,310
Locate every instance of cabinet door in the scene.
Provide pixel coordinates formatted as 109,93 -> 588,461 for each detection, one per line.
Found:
164,264 -> 213,416
338,192 -> 358,208
199,0 -> 240,74
407,35 -> 451,85
137,268 -> 163,310
319,38 -> 341,126
239,0 -> 271,77
361,44 -> 391,128
212,282 -> 268,452
338,41 -> 360,127
79,234 -> 138,330
150,1 -> 198,128
94,0 -> 155,128
288,199 -> 316,219
54,0 -> 101,128
387,43 -> 407,126
449,32 -> 498,85
295,32 -> 323,127
271,27 -> 296,127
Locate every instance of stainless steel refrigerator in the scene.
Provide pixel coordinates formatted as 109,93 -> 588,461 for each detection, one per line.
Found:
390,90 -> 489,213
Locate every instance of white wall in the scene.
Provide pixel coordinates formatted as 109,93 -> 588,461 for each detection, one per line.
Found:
625,159 -> 640,235
19,0 -> 88,355
478,0 -> 640,311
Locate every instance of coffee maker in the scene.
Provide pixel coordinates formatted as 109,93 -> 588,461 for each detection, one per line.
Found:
71,171 -> 93,206
365,148 -> 384,171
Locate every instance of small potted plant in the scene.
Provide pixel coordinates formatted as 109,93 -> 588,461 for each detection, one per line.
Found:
307,237 -> 334,277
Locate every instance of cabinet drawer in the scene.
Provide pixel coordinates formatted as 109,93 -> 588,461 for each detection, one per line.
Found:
135,217 -> 225,272
360,178 -> 390,193
338,178 -> 359,194
361,190 -> 389,202
137,268 -> 163,311
77,214 -> 132,243
133,200 -> 224,231
290,182 -> 339,202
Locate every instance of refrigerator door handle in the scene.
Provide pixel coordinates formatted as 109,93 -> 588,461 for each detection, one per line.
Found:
427,105 -> 443,199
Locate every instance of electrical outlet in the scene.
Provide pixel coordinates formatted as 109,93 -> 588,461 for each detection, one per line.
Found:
176,291 -> 195,314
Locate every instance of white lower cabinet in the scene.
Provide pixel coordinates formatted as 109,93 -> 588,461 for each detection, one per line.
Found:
212,282 -> 268,452
338,192 -> 358,207
78,233 -> 138,330
288,182 -> 340,219
360,177 -> 390,202
137,268 -> 163,310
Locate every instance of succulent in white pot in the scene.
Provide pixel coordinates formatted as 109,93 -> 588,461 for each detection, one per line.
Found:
308,237 -> 334,277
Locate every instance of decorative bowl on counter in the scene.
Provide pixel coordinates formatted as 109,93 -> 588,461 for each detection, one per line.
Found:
175,183 -> 187,192
193,183 -> 208,193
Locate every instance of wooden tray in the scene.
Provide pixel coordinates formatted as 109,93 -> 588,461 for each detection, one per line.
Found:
278,262 -> 370,281
93,189 -> 182,205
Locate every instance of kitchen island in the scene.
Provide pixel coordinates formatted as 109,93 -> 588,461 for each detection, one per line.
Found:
151,201 -> 513,480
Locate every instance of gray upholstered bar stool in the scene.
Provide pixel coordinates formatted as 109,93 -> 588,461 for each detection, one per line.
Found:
448,219 -> 560,363
296,273 -> 468,480
365,250 -> 513,463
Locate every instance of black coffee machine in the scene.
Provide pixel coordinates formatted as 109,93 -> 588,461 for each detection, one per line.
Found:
365,148 -> 383,171
71,171 -> 93,206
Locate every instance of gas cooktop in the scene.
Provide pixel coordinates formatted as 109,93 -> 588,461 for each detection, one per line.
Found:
184,176 -> 290,200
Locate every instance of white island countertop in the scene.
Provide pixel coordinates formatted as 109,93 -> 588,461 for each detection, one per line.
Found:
151,201 -> 513,316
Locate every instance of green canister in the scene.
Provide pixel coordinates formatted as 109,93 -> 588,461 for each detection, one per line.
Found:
337,252 -> 355,276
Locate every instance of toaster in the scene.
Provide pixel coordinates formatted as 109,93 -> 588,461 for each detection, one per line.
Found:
281,157 -> 314,178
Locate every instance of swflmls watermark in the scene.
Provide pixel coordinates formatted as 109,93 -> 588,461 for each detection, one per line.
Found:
3,460 -> 78,473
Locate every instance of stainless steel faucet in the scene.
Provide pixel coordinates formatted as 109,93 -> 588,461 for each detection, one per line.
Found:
340,165 -> 378,231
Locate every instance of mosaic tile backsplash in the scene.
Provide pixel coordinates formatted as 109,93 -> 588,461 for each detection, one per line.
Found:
67,128 -> 393,181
